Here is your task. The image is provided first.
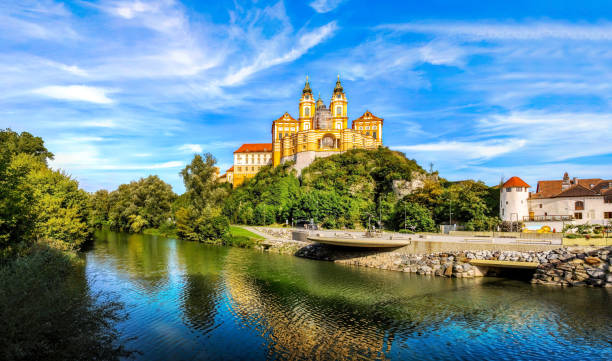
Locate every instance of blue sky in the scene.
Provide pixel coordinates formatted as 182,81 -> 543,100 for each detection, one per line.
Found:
1,0 -> 611,193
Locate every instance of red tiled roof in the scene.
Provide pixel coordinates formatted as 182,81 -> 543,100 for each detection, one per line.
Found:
532,176 -> 610,199
227,166 -> 234,172
502,176 -> 530,188
555,184 -> 598,198
352,110 -> 383,125
233,143 -> 272,153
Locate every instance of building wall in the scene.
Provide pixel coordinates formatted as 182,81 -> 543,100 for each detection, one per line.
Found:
528,196 -> 612,225
272,128 -> 381,167
500,186 -> 530,222
232,151 -> 272,186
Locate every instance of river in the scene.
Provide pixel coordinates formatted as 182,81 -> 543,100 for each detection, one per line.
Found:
85,230 -> 612,360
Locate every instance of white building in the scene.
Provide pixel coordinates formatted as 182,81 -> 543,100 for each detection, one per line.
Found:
502,173 -> 612,231
499,176 -> 531,222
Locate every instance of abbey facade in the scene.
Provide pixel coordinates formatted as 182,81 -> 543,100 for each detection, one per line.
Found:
218,77 -> 383,187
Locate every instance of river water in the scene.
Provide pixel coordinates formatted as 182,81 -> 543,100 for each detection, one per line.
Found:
85,231 -> 612,360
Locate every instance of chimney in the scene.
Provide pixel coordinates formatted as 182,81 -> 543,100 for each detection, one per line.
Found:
562,172 -> 570,190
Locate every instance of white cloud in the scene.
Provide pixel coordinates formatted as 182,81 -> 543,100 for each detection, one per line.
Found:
179,144 -> 203,153
221,21 -> 337,86
393,139 -> 526,161
418,40 -> 465,66
32,85 -> 115,104
380,21 -> 612,41
309,0 -> 345,13
476,112 -> 612,161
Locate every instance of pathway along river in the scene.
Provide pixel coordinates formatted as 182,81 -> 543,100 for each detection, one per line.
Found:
85,231 -> 612,360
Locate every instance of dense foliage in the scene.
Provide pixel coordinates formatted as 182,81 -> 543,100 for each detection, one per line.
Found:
0,129 -> 128,360
105,175 -> 176,233
223,163 -> 300,225
175,153 -> 231,242
224,147 -> 500,231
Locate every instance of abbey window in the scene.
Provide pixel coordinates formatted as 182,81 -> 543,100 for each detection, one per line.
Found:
304,107 -> 310,117
336,106 -> 342,116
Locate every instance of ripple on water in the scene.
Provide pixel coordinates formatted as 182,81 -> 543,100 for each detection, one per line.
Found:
86,232 -> 612,361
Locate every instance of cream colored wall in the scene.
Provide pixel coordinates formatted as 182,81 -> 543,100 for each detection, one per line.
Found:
528,196 -> 612,224
500,186 -> 530,222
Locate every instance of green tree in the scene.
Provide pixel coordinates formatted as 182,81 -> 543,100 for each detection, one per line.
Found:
88,189 -> 110,228
28,161 -> 92,250
180,153 -> 227,211
0,152 -> 37,257
107,175 -> 176,232
0,128 -> 54,164
390,199 -> 437,232
176,153 -> 230,241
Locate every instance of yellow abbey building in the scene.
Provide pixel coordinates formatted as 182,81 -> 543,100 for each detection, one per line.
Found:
220,77 -> 383,186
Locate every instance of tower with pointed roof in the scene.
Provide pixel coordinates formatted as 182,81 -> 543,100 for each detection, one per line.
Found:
298,76 -> 315,131
330,74 -> 347,130
500,176 -> 531,222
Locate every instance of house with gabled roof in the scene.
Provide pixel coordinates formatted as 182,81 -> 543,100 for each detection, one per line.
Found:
503,172 -> 612,229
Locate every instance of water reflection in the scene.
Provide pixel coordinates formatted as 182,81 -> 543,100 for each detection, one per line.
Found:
86,232 -> 612,360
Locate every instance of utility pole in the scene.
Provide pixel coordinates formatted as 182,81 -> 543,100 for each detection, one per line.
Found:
449,195 -> 453,229
404,203 -> 407,231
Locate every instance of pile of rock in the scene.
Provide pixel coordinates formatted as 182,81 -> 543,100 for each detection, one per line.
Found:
294,243 -> 612,287
531,247 -> 611,287
258,227 -> 292,239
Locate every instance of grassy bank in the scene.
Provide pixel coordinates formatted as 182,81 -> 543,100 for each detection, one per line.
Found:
224,226 -> 264,248
563,237 -> 611,247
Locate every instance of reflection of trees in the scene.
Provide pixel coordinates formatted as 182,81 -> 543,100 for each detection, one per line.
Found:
224,249 -> 612,359
94,230 -> 172,293
175,241 -> 228,335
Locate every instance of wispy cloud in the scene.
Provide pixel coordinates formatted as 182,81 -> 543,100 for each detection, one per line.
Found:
32,85 -> 115,104
309,0 -> 345,13
380,21 -> 612,41
476,112 -> 612,161
179,144 -> 203,153
393,139 -> 526,162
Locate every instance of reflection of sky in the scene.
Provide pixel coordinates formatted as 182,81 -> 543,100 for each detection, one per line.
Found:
2,1 -> 612,193
86,232 -> 612,360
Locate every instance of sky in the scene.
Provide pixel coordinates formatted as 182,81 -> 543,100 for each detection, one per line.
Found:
1,0 -> 611,194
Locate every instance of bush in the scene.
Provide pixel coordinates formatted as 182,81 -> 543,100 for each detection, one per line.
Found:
176,207 -> 229,243
0,247 -> 131,360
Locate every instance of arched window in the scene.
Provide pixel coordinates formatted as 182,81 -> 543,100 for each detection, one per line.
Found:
336,122 -> 341,129
336,106 -> 342,116
304,107 -> 310,117
373,131 -> 377,139
575,201 -> 584,210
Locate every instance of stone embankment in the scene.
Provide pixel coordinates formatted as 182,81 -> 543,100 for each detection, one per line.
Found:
291,244 -> 612,288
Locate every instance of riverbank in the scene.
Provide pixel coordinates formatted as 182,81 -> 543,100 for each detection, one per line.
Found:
237,226 -> 612,288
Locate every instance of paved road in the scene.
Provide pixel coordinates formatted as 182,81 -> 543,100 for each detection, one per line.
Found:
243,226 -> 562,246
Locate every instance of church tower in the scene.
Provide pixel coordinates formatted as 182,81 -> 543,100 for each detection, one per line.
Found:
330,75 -> 347,130
298,76 -> 315,131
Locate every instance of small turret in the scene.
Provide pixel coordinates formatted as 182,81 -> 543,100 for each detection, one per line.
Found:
316,93 -> 324,108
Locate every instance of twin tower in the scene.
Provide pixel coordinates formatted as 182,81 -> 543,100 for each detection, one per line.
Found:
271,76 -> 384,170
297,75 -> 348,131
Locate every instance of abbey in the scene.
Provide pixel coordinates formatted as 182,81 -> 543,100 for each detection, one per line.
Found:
219,77 -> 384,187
